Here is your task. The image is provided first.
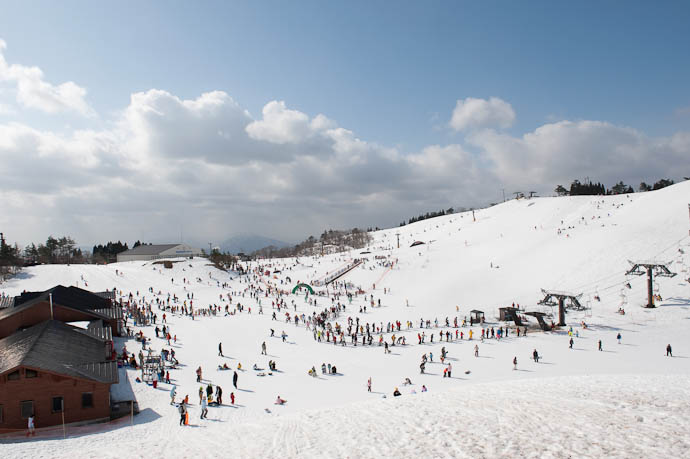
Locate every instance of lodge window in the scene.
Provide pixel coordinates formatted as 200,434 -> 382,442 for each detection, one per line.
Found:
52,396 -> 64,413
25,369 -> 38,378
7,370 -> 20,381
82,392 -> 93,408
20,400 -> 33,419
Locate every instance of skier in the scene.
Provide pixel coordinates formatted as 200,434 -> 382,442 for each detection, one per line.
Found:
666,344 -> 673,357
233,370 -> 238,389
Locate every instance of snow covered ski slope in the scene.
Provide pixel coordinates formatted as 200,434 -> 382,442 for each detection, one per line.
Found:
3,182 -> 690,458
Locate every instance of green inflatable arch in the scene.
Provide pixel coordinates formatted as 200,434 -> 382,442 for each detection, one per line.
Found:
292,283 -> 315,295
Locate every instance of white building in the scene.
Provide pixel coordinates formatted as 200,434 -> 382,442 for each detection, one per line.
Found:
116,244 -> 203,263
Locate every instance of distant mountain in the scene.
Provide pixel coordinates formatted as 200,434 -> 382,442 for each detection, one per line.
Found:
218,235 -> 292,254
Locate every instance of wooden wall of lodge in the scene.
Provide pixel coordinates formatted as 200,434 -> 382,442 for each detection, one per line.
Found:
0,367 -> 111,431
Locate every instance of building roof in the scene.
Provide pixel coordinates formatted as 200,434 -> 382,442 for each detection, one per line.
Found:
14,285 -> 111,310
118,244 -> 181,256
0,320 -> 118,384
1,285 -> 118,323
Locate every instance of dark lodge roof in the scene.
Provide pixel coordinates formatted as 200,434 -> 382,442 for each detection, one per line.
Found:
118,244 -> 180,256
14,285 -> 111,310
0,320 -> 117,384
1,285 -> 121,323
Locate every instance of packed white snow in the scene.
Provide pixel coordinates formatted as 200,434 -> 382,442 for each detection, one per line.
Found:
2,182 -> 690,458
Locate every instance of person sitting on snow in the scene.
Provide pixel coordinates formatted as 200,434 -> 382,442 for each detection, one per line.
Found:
275,395 -> 287,405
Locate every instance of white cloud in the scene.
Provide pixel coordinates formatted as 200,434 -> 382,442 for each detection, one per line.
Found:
246,100 -> 334,144
449,97 -> 515,132
469,119 -> 686,190
0,56 -> 687,246
0,39 -> 94,116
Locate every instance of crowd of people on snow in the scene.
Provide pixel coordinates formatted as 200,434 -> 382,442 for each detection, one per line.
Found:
105,251 -> 683,430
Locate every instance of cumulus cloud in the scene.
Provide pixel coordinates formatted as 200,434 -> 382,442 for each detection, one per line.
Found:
0,43 -> 687,247
469,119 -> 687,190
0,39 -> 94,116
449,97 -> 515,132
247,100 -> 322,144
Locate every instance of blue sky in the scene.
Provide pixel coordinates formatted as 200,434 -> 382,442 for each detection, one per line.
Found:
3,2 -> 688,143
0,1 -> 688,246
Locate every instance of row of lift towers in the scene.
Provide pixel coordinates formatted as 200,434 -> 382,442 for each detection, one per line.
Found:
508,260 -> 678,329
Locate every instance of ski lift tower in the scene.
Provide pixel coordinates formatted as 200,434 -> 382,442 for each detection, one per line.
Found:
625,261 -> 676,308
538,289 -> 584,326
